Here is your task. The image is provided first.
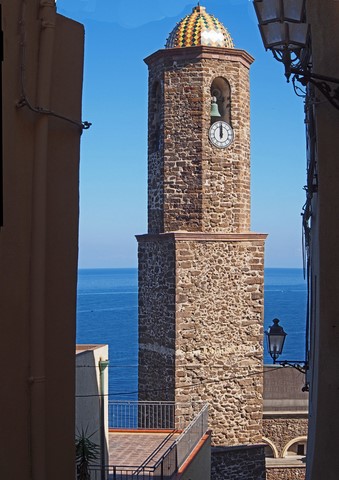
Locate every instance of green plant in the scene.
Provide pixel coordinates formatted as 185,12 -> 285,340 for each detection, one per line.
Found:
75,428 -> 100,480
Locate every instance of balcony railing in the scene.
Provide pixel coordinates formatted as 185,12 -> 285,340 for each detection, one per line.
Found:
108,400 -> 205,431
90,401 -> 208,479
88,465 -> 155,479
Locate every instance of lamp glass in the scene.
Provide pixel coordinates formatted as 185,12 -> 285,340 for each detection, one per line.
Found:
268,333 -> 285,356
260,22 -> 308,50
254,0 -> 281,24
288,22 -> 308,47
260,22 -> 286,49
254,0 -> 305,23
283,0 -> 305,22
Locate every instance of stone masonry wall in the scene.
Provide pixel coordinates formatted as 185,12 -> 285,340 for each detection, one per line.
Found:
266,467 -> 305,480
200,53 -> 251,234
138,232 -> 266,445
145,47 -> 253,235
174,235 -> 265,446
263,417 -> 308,458
163,56 -> 204,233
211,445 -> 266,480
138,235 -> 176,401
148,149 -> 164,234
147,58 -> 165,234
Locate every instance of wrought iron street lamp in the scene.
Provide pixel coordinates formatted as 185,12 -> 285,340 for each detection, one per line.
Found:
266,318 -> 287,363
266,318 -> 308,390
253,0 -> 339,110
254,0 -> 307,80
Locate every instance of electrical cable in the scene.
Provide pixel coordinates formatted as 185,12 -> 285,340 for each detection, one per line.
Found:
75,353 -> 264,369
17,97 -> 92,130
75,365 -> 279,398
18,0 -> 91,131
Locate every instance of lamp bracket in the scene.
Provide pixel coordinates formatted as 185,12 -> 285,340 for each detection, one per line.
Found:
290,68 -> 339,110
275,360 -> 309,391
269,47 -> 339,110
276,360 -> 307,373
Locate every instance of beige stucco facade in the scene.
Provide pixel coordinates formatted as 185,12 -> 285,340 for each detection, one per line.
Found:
176,433 -> 211,480
252,1 -> 339,479
304,3 -> 339,479
0,1 -> 84,479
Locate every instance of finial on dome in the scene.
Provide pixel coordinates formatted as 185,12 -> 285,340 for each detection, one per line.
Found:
193,5 -> 206,13
193,1 -> 207,14
165,5 -> 234,49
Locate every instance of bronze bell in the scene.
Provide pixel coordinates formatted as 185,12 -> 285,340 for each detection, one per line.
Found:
210,96 -> 221,117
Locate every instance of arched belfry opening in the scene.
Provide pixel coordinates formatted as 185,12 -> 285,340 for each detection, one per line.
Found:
211,77 -> 231,125
149,81 -> 161,153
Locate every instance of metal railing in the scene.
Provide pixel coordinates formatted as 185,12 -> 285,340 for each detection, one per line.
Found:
87,465 -> 154,479
92,402 -> 208,479
108,401 -> 203,430
152,441 -> 177,479
176,403 -> 208,468
109,401 -> 175,430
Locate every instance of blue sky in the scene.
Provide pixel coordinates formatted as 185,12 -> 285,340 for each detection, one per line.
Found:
57,0 -> 306,269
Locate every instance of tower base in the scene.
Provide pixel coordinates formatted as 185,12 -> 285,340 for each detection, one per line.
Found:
138,231 -> 267,447
212,444 -> 266,480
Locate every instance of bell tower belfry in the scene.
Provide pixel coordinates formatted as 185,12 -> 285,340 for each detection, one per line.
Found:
137,4 -> 267,463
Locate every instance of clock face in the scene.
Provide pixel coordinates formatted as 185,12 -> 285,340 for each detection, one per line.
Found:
209,121 -> 234,149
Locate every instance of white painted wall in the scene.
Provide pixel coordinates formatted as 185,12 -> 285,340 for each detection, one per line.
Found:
76,345 -> 109,472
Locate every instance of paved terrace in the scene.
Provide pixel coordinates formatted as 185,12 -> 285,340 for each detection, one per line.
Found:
108,430 -> 179,467
88,401 -> 209,479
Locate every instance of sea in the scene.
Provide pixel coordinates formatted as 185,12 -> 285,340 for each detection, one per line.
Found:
76,268 -> 307,400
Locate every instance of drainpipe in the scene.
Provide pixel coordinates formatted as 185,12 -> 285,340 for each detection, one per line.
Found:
99,359 -> 109,480
28,1 -> 56,479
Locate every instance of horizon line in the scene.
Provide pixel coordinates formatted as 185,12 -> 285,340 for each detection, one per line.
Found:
77,266 -> 304,270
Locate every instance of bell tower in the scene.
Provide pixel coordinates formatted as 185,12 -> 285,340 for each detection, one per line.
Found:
137,4 -> 266,470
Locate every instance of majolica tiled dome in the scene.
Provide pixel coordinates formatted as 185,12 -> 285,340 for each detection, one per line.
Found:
166,5 -> 234,49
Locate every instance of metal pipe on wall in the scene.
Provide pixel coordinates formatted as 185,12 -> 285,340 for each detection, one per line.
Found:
99,359 -> 109,480
28,1 -> 56,479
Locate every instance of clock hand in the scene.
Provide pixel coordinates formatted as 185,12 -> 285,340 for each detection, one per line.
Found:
219,123 -> 223,139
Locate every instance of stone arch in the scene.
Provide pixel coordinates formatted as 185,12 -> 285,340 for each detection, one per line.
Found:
282,436 -> 308,458
210,76 -> 231,125
262,437 -> 279,459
